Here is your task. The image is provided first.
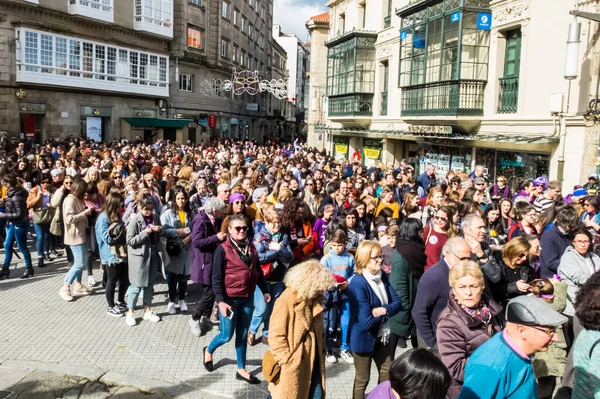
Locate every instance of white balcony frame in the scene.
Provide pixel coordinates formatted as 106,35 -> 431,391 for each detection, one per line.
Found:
68,0 -> 114,23
16,28 -> 169,98
134,0 -> 174,38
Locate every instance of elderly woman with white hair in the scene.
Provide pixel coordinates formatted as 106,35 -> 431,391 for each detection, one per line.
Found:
189,196 -> 227,336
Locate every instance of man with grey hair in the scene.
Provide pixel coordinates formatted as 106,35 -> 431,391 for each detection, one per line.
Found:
189,196 -> 227,337
216,183 -> 230,203
470,164 -> 485,180
461,214 -> 502,286
189,179 -> 209,212
412,237 -> 472,355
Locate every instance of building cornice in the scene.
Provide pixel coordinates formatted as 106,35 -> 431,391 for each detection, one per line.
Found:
2,0 -> 170,51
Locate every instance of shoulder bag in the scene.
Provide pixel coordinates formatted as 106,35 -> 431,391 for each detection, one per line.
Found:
262,328 -> 310,385
33,207 -> 55,225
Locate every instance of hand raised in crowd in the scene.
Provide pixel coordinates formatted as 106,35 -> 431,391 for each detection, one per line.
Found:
464,235 -> 485,258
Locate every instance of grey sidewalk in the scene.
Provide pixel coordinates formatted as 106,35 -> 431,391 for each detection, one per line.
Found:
0,253 -> 407,398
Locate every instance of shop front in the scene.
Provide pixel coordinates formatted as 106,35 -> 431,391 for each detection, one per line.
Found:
121,117 -> 192,142
363,139 -> 384,168
19,102 -> 46,143
417,143 -> 473,180
333,136 -> 349,160
81,106 -> 112,142
476,148 -> 550,189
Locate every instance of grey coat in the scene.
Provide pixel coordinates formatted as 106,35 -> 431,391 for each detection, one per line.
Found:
126,212 -> 169,287
558,246 -> 600,316
160,208 -> 194,276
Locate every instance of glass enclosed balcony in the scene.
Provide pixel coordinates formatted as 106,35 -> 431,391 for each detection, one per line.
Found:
326,31 -> 377,118
398,0 -> 491,117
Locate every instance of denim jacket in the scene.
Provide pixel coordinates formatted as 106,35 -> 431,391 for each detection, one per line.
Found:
95,212 -> 120,265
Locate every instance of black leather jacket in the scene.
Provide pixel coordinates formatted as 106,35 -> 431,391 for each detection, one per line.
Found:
2,187 -> 29,224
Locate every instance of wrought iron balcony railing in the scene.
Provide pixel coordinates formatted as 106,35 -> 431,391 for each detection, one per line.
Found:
400,80 -> 485,116
497,76 -> 518,114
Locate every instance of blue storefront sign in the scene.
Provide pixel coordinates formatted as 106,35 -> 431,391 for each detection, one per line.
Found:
400,30 -> 407,40
477,13 -> 492,30
451,11 -> 461,23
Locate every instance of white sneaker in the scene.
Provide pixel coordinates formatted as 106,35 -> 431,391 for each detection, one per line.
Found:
59,286 -> 73,302
326,350 -> 337,363
179,300 -> 188,312
189,318 -> 201,337
340,350 -> 354,364
125,312 -> 136,326
143,310 -> 161,322
167,302 -> 177,315
87,276 -> 97,287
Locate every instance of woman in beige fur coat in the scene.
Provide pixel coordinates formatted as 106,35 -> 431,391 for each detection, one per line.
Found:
267,260 -> 335,399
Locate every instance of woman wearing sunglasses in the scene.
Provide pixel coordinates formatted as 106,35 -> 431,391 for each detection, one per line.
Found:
348,240 -> 402,399
490,236 -> 533,308
204,214 -> 271,385
423,206 -> 459,271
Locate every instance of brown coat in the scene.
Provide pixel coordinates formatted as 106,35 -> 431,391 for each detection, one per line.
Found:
267,289 -> 326,399
436,292 -> 505,399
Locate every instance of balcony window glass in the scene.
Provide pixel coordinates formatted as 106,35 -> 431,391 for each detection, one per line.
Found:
326,35 -> 376,97
134,0 -> 173,37
68,0 -> 114,23
17,28 -> 168,96
189,0 -> 202,5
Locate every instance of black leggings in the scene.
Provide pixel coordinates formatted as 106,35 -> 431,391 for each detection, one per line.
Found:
166,271 -> 188,303
193,284 -> 215,320
389,333 -> 419,359
105,262 -> 129,308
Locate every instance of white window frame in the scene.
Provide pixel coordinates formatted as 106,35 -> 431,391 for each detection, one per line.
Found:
233,44 -> 238,63
134,0 -> 173,38
241,16 -> 246,33
222,1 -> 229,19
189,0 -> 202,6
16,28 -> 169,97
179,73 -> 193,91
68,0 -> 114,23
221,39 -> 229,58
233,8 -> 239,26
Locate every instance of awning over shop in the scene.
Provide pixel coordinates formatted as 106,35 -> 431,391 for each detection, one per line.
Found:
315,126 -> 559,144
122,118 -> 193,129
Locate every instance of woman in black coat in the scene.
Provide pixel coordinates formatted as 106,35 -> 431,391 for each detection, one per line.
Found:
491,236 -> 534,308
389,218 -> 427,355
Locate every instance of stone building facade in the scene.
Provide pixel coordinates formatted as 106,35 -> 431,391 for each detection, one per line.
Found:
0,0 -> 176,143
168,0 -> 276,144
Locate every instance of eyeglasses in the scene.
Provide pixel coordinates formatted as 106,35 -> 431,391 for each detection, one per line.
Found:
450,251 -> 471,261
528,326 -> 558,337
519,253 -> 528,258
233,226 -> 249,232
370,255 -> 383,260
64,181 -> 73,185
574,240 -> 590,245
306,183 -> 314,186
434,216 -> 448,222
475,182 -> 486,186
233,201 -> 244,205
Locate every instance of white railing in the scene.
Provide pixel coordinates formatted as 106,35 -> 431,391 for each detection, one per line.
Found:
68,0 -> 114,23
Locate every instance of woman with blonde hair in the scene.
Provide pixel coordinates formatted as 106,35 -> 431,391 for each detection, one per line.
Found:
421,186 -> 445,226
436,261 -> 504,398
218,170 -> 232,186
491,236 -> 534,307
375,186 -> 400,218
349,240 -> 402,399
267,260 -> 335,399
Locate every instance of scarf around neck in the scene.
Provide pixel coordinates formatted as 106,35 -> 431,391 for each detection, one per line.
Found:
453,293 -> 491,326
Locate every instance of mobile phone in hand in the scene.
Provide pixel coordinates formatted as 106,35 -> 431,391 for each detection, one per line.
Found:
226,308 -> 234,319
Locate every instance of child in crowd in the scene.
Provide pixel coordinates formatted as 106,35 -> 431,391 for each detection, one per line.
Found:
313,203 -> 334,257
320,230 -> 355,364
382,225 -> 399,274
372,216 -> 389,245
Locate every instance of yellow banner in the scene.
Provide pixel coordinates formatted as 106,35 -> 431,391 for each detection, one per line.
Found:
335,144 -> 348,154
365,148 -> 380,159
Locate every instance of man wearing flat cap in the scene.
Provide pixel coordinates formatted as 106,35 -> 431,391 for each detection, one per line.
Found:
458,296 -> 568,399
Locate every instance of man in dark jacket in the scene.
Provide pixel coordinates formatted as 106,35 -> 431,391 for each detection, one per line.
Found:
416,164 -> 437,193
412,237 -> 471,356
0,174 -> 33,280
461,214 -> 502,291
540,208 -> 579,278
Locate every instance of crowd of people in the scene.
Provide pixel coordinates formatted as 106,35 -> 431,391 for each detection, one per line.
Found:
0,135 -> 599,399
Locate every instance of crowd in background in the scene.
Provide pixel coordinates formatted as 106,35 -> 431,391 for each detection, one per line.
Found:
0,135 -> 598,399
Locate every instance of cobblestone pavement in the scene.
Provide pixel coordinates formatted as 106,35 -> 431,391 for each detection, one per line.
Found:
0,247 -> 411,399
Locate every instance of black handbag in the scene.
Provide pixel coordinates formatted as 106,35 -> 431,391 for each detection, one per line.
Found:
166,241 -> 181,256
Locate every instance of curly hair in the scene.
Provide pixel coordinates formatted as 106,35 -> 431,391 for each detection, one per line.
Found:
574,271 -> 600,330
284,260 -> 335,300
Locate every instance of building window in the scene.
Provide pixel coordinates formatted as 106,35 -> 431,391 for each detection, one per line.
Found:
384,0 -> 392,28
240,50 -> 246,67
398,0 -> 491,116
17,28 -> 168,96
498,29 -> 521,114
327,35 -> 376,97
233,44 -> 238,63
359,3 -> 366,29
134,0 -> 173,38
248,0 -> 253,7
260,5 -> 265,19
68,0 -> 114,23
221,39 -> 229,58
248,23 -> 254,38
380,61 -> 389,116
234,8 -> 239,25
241,16 -> 246,33
187,27 -> 202,49
189,0 -> 202,6
222,1 -> 229,19
179,73 -> 193,91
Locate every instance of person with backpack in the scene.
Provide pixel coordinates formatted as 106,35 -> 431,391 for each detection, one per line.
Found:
95,192 -> 129,317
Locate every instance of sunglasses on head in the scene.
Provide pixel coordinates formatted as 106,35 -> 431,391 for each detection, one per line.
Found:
233,226 -> 249,232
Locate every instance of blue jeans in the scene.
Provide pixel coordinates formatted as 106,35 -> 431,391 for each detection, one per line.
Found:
3,222 -> 32,270
249,281 -> 284,338
64,244 -> 86,284
326,298 -> 351,351
33,223 -> 50,258
207,296 -> 254,369
126,251 -> 159,309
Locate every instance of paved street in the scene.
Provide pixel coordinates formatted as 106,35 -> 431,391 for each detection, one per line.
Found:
0,248 -> 405,399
